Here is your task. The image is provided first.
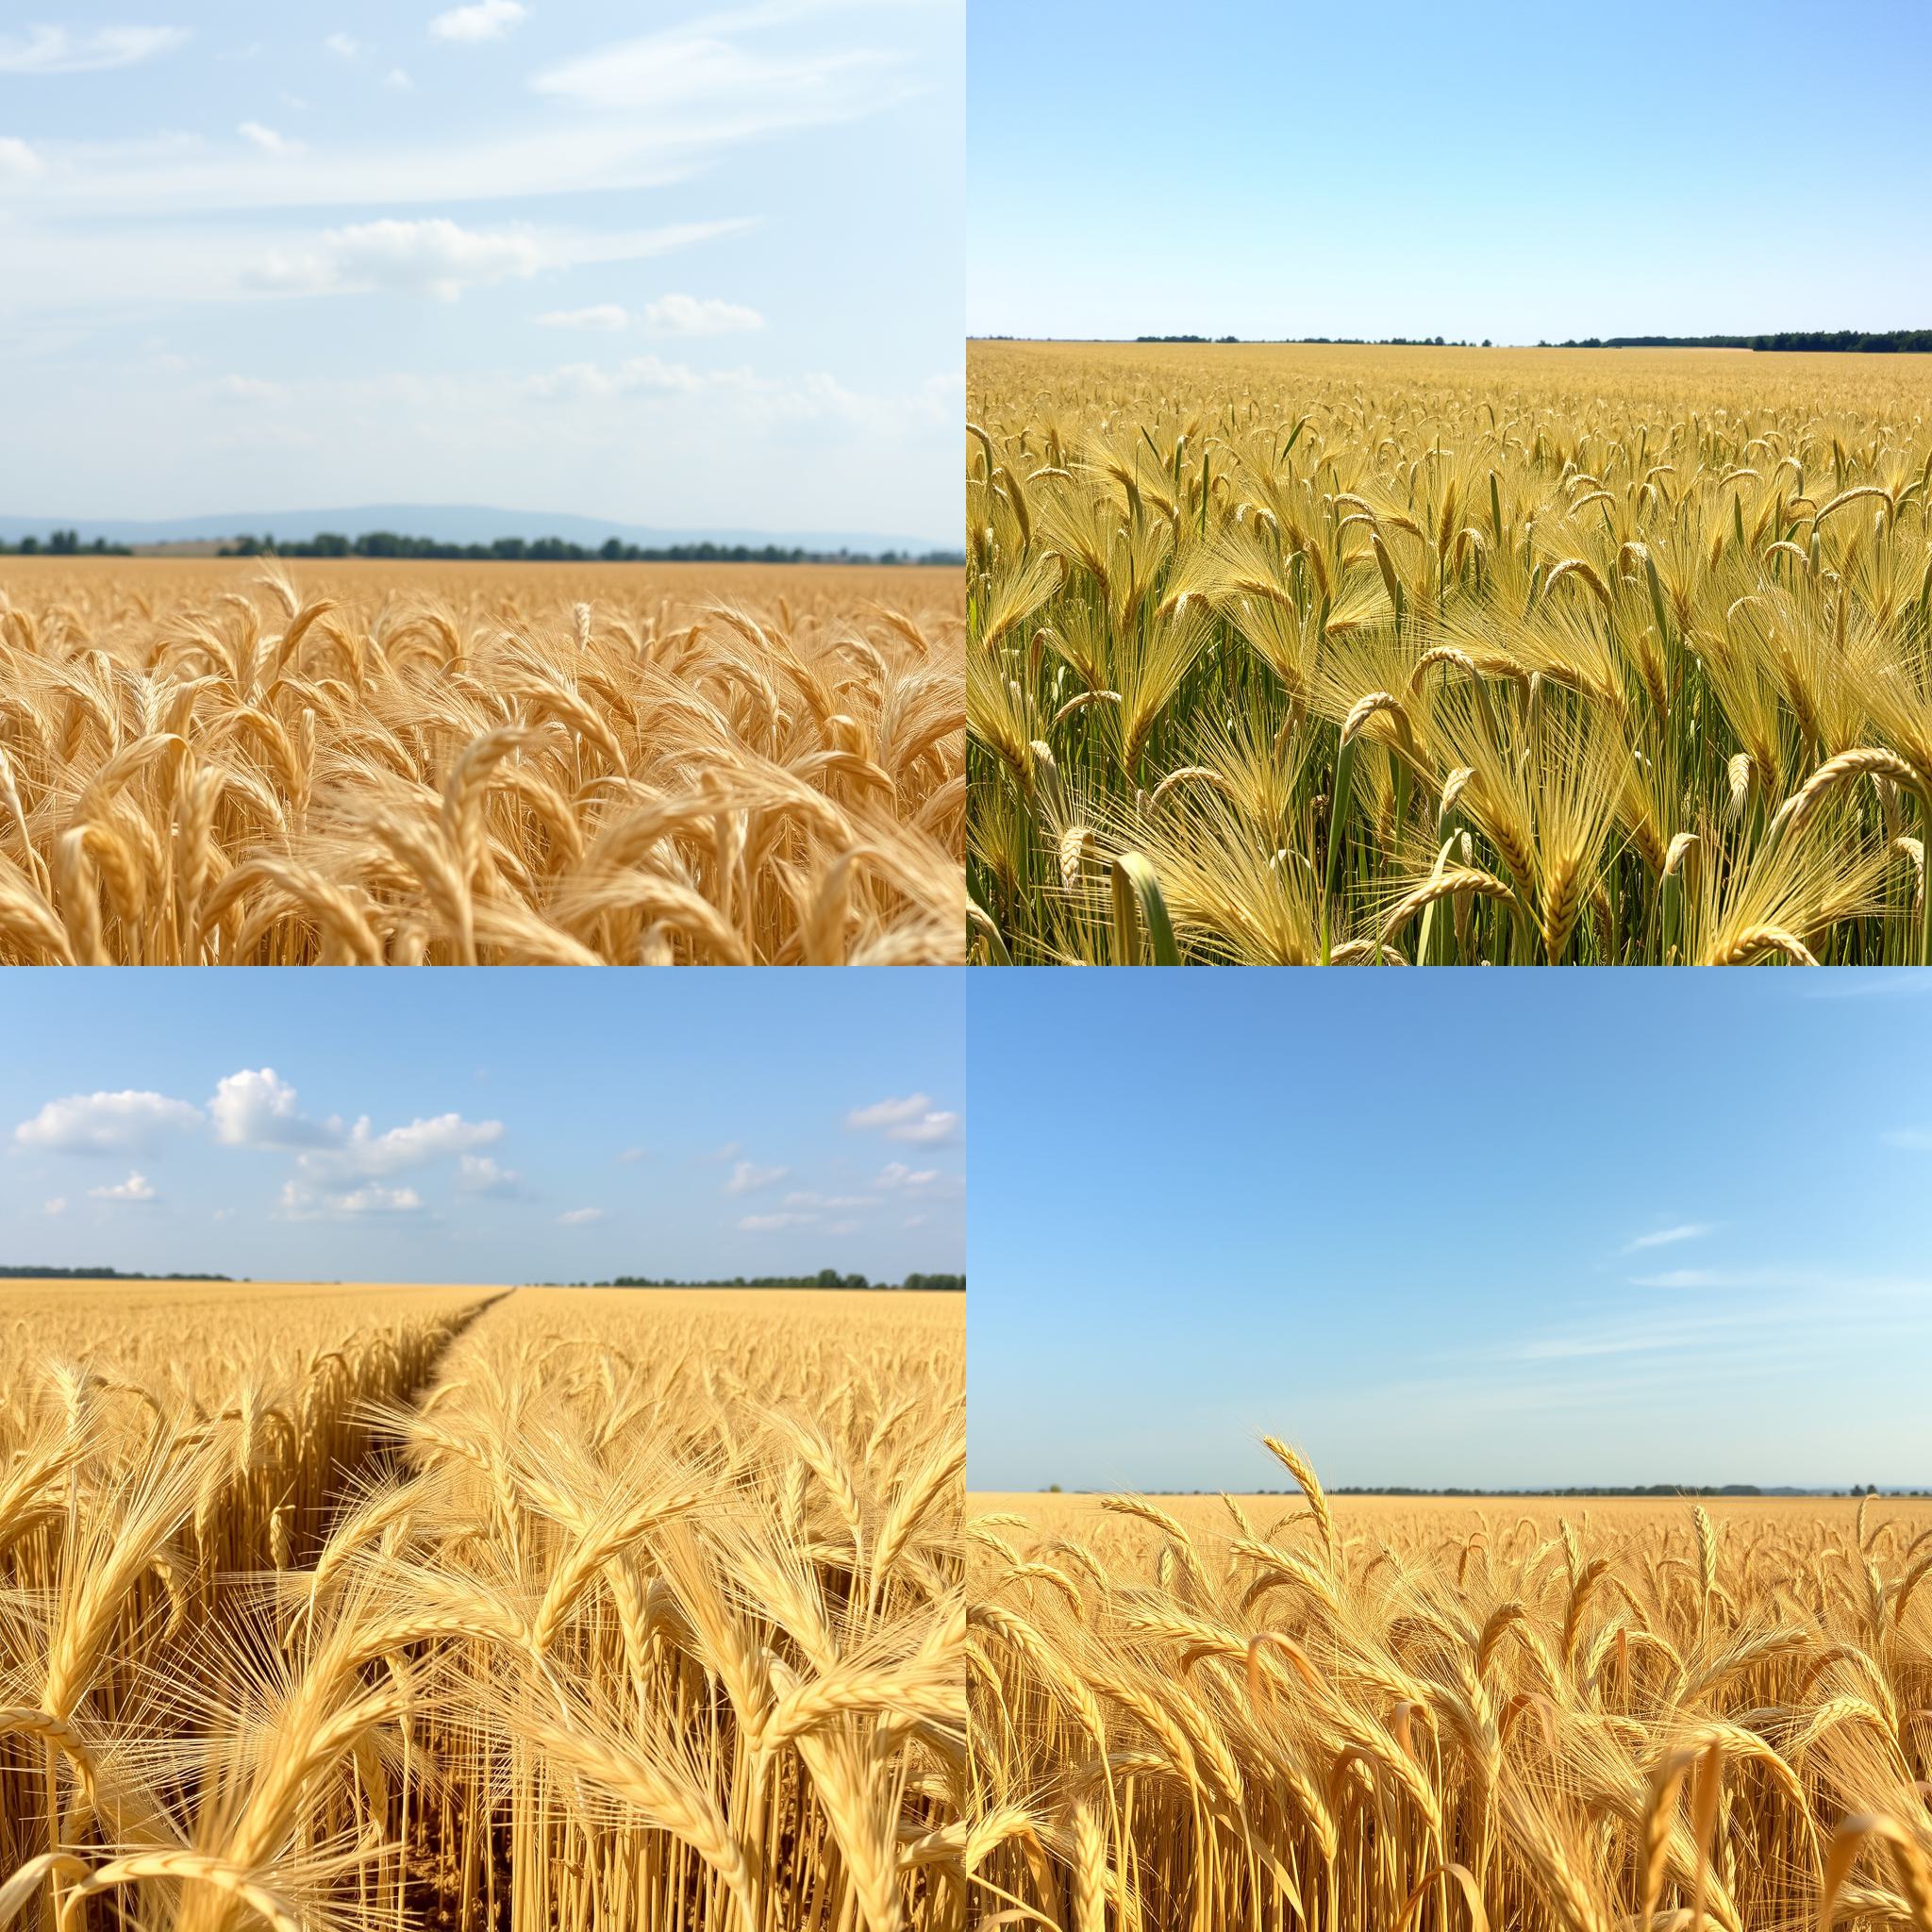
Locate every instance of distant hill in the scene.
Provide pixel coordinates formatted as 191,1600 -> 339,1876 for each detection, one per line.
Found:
0,504 -> 947,555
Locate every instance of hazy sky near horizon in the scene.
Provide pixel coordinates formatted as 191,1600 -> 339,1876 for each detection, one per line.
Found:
969,0 -> 1932,345
968,973 -> 1932,1493
0,1 -> 961,542
0,972 -> 963,1285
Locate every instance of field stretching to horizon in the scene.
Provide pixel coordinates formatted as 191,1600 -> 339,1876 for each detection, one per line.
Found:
967,1447 -> 1932,1931
968,341 -> 1932,964
0,1277 -> 964,1931
0,557 -> 963,965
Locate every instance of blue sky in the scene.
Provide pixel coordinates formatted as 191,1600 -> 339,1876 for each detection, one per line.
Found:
0,971 -> 963,1284
969,0 -> 1932,344
968,973 -> 1932,1493
0,2 -> 960,543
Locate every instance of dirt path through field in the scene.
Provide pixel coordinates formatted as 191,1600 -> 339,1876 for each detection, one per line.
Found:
311,1287 -> 520,1547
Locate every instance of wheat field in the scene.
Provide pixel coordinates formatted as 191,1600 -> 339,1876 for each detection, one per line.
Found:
0,558 -> 963,965
966,1449 -> 1932,1931
0,1278 -> 964,1931
968,341 -> 1932,964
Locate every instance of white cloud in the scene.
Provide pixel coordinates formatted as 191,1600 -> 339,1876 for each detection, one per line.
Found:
429,0 -> 527,42
784,1191 -> 876,1210
1883,1127 -> 1932,1152
299,1111 -> 504,1179
739,1210 -> 815,1232
15,1090 -> 203,1155
1622,1222 -> 1715,1255
644,292 -> 763,337
324,33 -> 360,58
846,1096 -> 963,1146
277,1178 -> 424,1220
250,217 -> 541,300
42,1197 -> 66,1217
902,1213 -> 926,1228
558,1206 -> 604,1225
208,1068 -> 336,1147
846,1093 -> 931,1131
708,1141 -> 742,1161
458,1154 -> 522,1196
238,122 -> 301,156
874,1161 -> 939,1191
823,1219 -> 860,1236
616,1145 -> 650,1163
526,354 -> 710,399
89,1170 -> 157,1204
724,1159 -> 788,1195
334,1183 -> 423,1216
0,137 -> 44,180
538,304 -> 632,330
382,66 -> 414,90
0,26 -> 190,75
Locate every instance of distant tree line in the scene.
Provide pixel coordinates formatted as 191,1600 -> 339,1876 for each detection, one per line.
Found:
1548,330 -> 1932,353
533,1270 -> 965,1291
1329,1483 -> 1924,1496
0,531 -> 132,556
1134,335 -> 1492,347
216,532 -> 966,567
989,330 -> 1931,355
0,1265 -> 233,1280
1332,1483 -> 1773,1497
1080,1483 -> 1925,1498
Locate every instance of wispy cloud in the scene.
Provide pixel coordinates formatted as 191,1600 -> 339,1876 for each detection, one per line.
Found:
874,1161 -> 940,1191
1801,973 -> 1932,1001
237,122 -> 301,156
1622,1222 -> 1715,1254
558,1206 -> 604,1226
42,1197 -> 66,1217
0,25 -> 189,75
531,15 -> 908,122
1881,1127 -> 1932,1152
539,304 -> 632,331
739,1209 -> 815,1232
724,1159 -> 788,1195
1629,1264 -> 1932,1296
1,218 -> 755,320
